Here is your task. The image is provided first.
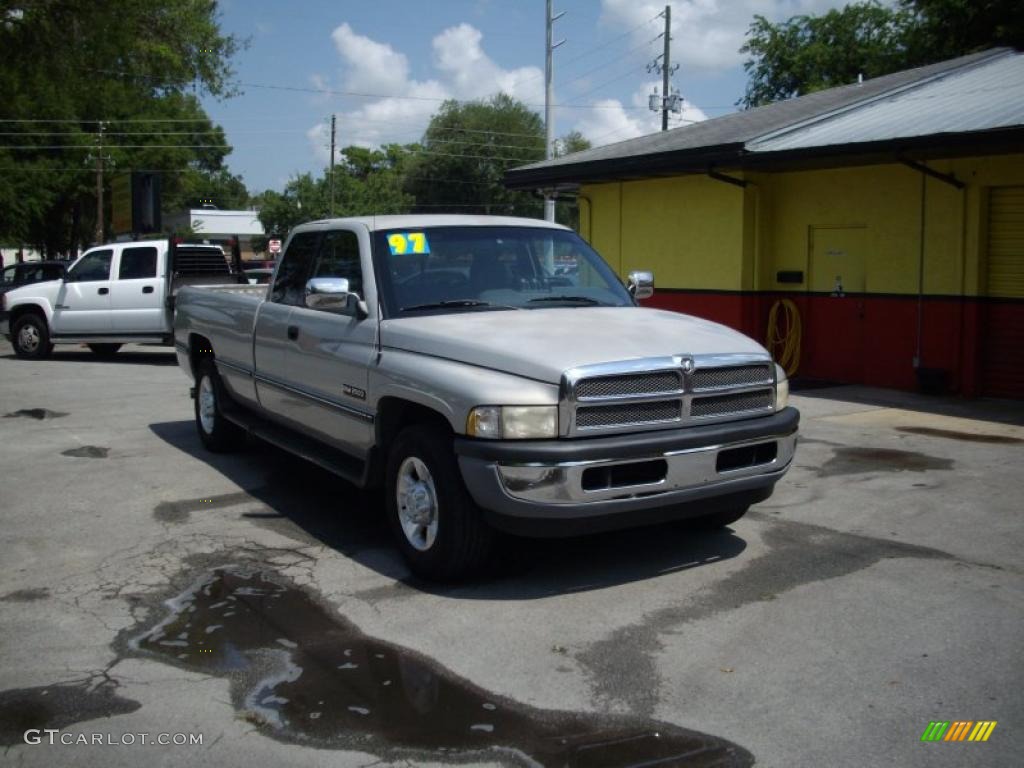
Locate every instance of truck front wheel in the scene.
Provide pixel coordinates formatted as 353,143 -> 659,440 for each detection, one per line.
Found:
385,425 -> 495,581
12,313 -> 53,360
194,360 -> 244,452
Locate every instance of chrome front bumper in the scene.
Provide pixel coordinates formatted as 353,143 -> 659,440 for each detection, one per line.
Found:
495,432 -> 796,505
455,407 -> 799,532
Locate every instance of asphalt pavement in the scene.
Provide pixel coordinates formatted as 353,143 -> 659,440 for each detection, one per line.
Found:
1,342 -> 1021,767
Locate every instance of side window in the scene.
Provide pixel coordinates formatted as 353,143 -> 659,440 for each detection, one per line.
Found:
311,229 -> 362,297
118,246 -> 158,280
1,265 -> 17,285
66,250 -> 113,283
21,265 -> 44,282
270,232 -> 320,306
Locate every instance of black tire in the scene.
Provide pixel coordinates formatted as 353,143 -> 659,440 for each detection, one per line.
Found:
87,343 -> 122,357
194,360 -> 245,452
687,505 -> 750,531
385,424 -> 495,581
11,313 -> 53,360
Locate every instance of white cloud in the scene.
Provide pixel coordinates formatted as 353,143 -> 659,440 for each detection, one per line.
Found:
331,22 -> 411,95
308,23 -> 544,165
573,81 -> 708,146
600,0 -> 845,73
432,23 -> 543,103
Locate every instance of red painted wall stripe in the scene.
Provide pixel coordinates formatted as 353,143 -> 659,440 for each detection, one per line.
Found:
642,291 -> 1024,398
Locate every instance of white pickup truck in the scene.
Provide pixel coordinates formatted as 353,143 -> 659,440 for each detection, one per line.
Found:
1,238 -> 244,358
173,215 -> 799,580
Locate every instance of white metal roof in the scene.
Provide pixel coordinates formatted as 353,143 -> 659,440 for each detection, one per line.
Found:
748,52 -> 1024,152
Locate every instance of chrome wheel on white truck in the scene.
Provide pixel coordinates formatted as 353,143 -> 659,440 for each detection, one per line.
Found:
12,313 -> 53,359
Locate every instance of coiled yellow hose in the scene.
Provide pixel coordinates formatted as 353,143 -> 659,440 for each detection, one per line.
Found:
766,299 -> 801,377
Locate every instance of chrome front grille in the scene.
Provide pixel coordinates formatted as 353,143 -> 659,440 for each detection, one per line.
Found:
691,389 -> 773,418
564,355 -> 776,435
574,371 -> 683,400
692,365 -> 772,391
576,400 -> 682,429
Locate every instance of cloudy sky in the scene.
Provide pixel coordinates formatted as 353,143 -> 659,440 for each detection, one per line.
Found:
204,0 -> 848,192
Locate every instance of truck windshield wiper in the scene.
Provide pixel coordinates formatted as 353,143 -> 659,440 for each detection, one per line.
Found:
399,299 -> 517,312
527,295 -> 604,305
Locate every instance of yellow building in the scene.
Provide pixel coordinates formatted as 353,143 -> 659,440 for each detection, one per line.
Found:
507,49 -> 1024,398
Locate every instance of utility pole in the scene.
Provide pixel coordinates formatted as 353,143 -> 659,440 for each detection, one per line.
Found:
95,122 -> 104,244
329,114 -> 337,217
660,5 -> 671,131
544,0 -> 565,223
647,6 -> 680,131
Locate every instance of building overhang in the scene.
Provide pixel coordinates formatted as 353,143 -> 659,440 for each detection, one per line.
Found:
504,126 -> 1024,190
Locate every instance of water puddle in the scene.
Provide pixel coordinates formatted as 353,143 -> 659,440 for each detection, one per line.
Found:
129,567 -> 752,766
896,426 -> 1022,445
61,446 -> 109,459
0,587 -> 50,602
4,408 -> 68,420
0,677 -> 140,746
817,447 -> 953,477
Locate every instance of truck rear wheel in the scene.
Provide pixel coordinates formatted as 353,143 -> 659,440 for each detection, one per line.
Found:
87,343 -> 122,357
385,425 -> 495,581
12,313 -> 53,360
195,360 -> 244,452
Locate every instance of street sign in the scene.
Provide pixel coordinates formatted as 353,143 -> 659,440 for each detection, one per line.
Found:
268,239 -> 282,254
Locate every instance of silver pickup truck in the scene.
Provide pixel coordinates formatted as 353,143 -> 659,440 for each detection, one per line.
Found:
174,215 -> 798,580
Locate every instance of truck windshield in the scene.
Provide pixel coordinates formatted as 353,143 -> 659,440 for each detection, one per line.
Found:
372,226 -> 633,316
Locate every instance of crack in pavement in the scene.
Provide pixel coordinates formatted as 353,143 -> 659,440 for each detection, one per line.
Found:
574,513 -> 956,718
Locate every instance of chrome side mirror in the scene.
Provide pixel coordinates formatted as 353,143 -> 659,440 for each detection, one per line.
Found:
627,270 -> 654,300
304,277 -> 364,317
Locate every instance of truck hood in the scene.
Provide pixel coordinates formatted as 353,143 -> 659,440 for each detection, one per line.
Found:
380,307 -> 769,384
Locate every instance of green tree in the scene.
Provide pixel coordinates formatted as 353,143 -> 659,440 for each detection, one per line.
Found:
903,0 -> 1024,62
0,0 -> 240,254
403,94 -> 546,217
739,0 -> 1024,109
555,130 -> 592,157
255,145 -> 415,242
739,2 -> 912,108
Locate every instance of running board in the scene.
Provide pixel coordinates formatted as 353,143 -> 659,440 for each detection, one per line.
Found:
52,336 -> 169,344
220,401 -> 367,487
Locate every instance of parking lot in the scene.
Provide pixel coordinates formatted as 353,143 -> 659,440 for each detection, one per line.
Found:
1,342 -> 1021,767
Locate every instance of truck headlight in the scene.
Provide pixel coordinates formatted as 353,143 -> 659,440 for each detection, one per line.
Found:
774,363 -> 789,412
467,406 -> 558,439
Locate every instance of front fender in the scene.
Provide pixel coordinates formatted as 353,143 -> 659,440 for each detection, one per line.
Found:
372,347 -> 560,434
6,293 -> 56,328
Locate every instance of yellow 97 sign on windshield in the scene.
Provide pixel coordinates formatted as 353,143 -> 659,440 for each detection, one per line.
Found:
387,232 -> 430,255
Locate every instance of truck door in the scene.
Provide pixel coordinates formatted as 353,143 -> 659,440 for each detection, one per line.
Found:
253,230 -> 320,420
284,226 -> 376,458
109,244 -> 166,332
52,248 -> 114,334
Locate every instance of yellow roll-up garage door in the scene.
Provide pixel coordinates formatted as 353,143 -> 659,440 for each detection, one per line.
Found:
982,186 -> 1024,397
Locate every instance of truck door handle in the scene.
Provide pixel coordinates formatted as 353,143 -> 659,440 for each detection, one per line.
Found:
98,287 -> 109,295
142,286 -> 154,294
287,325 -> 299,340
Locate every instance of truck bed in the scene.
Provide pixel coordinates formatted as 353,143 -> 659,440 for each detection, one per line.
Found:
174,284 -> 267,378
